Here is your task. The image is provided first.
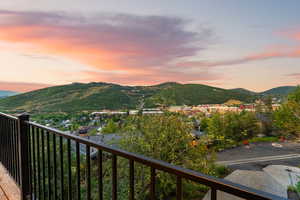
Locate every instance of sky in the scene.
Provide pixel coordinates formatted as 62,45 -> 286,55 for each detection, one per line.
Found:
0,0 -> 299,92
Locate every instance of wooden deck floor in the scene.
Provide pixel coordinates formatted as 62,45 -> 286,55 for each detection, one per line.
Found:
0,164 -> 20,200
0,187 -> 8,200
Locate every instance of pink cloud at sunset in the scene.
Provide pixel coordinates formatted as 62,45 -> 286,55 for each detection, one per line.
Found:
0,81 -> 51,92
0,10 -> 213,78
177,47 -> 300,69
279,28 -> 300,42
287,73 -> 300,80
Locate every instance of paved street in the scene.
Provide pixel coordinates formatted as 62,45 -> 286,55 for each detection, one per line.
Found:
216,142 -> 300,171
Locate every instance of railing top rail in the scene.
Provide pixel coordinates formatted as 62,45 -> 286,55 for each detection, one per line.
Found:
0,112 -> 18,120
27,120 -> 286,200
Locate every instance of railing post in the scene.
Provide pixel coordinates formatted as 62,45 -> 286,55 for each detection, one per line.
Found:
17,113 -> 31,200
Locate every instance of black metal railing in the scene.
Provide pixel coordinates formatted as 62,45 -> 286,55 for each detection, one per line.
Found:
0,112 -> 21,185
0,112 -> 288,200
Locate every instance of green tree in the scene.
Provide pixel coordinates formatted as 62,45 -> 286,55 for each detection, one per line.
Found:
117,114 -> 217,199
255,96 -> 274,135
273,87 -> 300,137
205,111 -> 260,148
101,119 -> 119,134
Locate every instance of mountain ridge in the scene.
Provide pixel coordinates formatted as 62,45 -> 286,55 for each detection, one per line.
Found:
0,82 -> 297,113
260,86 -> 297,96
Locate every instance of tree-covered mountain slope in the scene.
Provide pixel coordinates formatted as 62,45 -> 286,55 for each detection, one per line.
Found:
0,82 -> 268,113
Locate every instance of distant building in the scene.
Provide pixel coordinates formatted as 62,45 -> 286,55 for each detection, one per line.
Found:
142,111 -> 164,115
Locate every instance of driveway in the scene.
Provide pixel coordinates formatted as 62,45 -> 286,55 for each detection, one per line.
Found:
216,142 -> 300,171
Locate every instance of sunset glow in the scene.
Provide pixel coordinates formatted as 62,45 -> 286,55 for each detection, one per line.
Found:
0,1 -> 299,92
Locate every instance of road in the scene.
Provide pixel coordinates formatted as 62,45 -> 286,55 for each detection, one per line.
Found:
216,142 -> 300,171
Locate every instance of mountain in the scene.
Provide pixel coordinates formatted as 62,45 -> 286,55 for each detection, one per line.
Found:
0,90 -> 18,98
229,88 -> 258,96
144,83 -> 257,107
0,82 -> 257,113
261,86 -> 297,96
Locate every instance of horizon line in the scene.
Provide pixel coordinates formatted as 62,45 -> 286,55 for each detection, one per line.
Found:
1,81 -> 298,93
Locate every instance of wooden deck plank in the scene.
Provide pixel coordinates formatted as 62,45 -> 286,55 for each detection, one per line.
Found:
0,164 -> 20,200
0,186 -> 8,200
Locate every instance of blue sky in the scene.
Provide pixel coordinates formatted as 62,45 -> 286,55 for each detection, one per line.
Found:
0,0 -> 299,92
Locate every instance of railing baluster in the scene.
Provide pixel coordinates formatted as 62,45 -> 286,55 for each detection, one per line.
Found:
12,120 -> 16,179
0,117 -> 2,168
86,145 -> 91,200
211,188 -> 217,200
41,129 -> 46,200
0,116 -> 1,162
15,120 -> 20,186
150,167 -> 156,200
3,118 -> 7,171
1,117 -> 4,169
76,142 -> 81,200
0,117 -> 2,167
36,128 -> 41,200
14,120 -> 18,183
10,120 -> 16,182
4,118 -> 6,167
1,117 -> 4,168
7,118 -> 9,172
67,139 -> 72,200
47,131 -> 51,200
17,114 -> 31,200
14,120 -> 18,182
5,119 -> 9,177
7,118 -> 9,171
8,119 -> 12,180
10,119 -> 13,183
129,160 -> 134,200
0,117 -> 3,170
7,118 -> 9,173
8,119 -> 11,173
176,177 -> 182,200
28,125 -> 32,200
98,150 -> 103,200
5,118 -> 8,172
8,119 -> 13,175
60,135 -> 64,199
31,126 -> 36,200
112,154 -> 117,200
53,134 -> 57,200
5,118 -> 8,170
15,120 -> 18,182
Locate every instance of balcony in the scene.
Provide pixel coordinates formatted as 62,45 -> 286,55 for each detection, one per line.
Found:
0,112 -> 288,200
